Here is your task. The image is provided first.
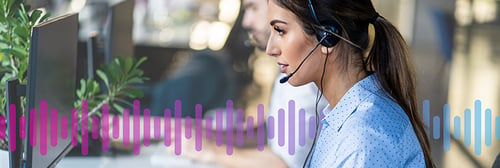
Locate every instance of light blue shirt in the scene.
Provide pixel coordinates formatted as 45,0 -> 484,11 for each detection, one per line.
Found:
308,74 -> 425,167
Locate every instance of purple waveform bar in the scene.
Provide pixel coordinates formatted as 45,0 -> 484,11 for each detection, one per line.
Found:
133,100 -> 140,155
71,109 -> 78,147
144,109 -> 151,147
257,104 -> 265,151
9,104 -> 16,152
113,115 -> 119,139
278,109 -> 284,147
51,109 -> 58,147
164,109 -> 171,146
216,109 -> 223,147
20,115 -> 26,140
299,109 -> 305,147
226,101 -> 234,155
236,109 -> 245,146
123,109 -> 130,147
154,116 -> 161,140
205,116 -> 213,140
288,101 -> 295,155
40,101 -> 47,155
0,116 -> 5,140
82,100 -> 88,156
195,104 -> 203,151
61,116 -> 68,140
309,116 -> 316,139
247,116 -> 254,139
185,116 -> 192,139
102,104 -> 109,152
174,100 -> 182,155
267,116 -> 274,139
92,116 -> 99,140
30,109 -> 37,147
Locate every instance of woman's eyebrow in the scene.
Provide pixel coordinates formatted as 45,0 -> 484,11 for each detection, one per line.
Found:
270,19 -> 287,26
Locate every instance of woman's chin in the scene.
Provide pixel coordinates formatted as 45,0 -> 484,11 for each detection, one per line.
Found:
287,80 -> 308,87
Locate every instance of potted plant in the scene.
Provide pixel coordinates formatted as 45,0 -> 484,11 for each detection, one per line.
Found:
0,0 -> 49,151
0,0 -> 148,152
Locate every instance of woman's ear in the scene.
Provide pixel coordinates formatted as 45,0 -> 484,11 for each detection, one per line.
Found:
321,46 -> 333,55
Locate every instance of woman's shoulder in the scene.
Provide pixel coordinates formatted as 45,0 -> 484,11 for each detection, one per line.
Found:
342,93 -> 413,141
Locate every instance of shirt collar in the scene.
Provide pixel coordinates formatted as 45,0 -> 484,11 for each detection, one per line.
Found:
321,74 -> 383,131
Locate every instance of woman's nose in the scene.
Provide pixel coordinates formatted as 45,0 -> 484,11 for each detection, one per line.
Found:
266,36 -> 280,57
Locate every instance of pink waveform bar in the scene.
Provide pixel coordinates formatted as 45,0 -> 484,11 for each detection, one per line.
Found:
40,101 -> 47,155
309,116 -> 316,139
267,116 -> 274,140
71,109 -> 78,147
102,104 -> 109,152
195,104 -> 203,151
19,115 -> 26,140
215,109 -> 223,147
288,101 -> 295,155
51,109 -> 58,147
246,116 -> 254,139
164,109 -> 171,146
123,109 -> 130,147
236,109 -> 244,147
61,116 -> 68,140
9,104 -> 16,152
278,108 -> 284,147
174,100 -> 182,155
144,108 -> 151,147
0,116 -> 5,140
133,100 -> 140,155
257,104 -> 265,151
226,101 -> 234,155
92,116 -> 99,140
30,109 -> 37,147
82,100 -> 88,156
185,116 -> 192,139
112,115 -> 119,139
299,109 -> 306,147
154,116 -> 161,140
205,116 -> 212,140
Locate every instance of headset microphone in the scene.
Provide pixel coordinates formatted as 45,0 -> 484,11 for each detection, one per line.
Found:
279,36 -> 326,84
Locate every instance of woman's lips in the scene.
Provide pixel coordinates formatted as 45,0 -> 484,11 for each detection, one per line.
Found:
278,63 -> 289,73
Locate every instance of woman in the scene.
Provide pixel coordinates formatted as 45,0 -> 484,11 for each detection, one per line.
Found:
265,0 -> 433,167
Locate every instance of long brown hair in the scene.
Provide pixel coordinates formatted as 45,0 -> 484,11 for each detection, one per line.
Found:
273,0 -> 433,167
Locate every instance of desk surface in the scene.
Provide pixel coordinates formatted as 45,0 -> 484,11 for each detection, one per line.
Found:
57,143 -> 220,168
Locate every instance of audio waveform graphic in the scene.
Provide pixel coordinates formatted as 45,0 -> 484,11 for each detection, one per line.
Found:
1,99 -> 497,156
423,100 -> 497,155
1,100 -> 319,156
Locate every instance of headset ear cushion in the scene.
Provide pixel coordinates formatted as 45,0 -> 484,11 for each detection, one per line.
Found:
315,21 -> 341,47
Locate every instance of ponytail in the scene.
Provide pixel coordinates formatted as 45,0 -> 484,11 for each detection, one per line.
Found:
367,16 -> 434,168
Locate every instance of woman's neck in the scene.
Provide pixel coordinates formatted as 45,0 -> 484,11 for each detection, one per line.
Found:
315,65 -> 368,108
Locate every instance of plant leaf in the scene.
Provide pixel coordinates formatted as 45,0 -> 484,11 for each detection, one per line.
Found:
96,70 -> 109,90
30,10 -> 42,24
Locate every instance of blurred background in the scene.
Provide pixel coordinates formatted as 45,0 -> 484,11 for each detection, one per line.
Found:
21,0 -> 500,167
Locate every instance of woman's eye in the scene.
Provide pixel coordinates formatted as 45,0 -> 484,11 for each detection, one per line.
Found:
274,26 -> 284,35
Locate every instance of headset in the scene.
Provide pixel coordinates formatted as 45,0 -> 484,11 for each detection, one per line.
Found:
307,0 -> 363,50
307,0 -> 340,47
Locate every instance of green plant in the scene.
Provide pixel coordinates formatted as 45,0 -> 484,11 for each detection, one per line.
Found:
0,0 -> 149,150
0,0 -> 49,150
0,0 -> 49,115
74,56 -> 148,117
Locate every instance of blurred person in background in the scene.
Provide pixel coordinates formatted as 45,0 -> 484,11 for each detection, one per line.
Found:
169,0 -> 327,167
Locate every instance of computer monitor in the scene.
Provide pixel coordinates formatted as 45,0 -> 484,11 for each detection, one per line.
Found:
25,13 -> 78,168
104,0 -> 134,64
